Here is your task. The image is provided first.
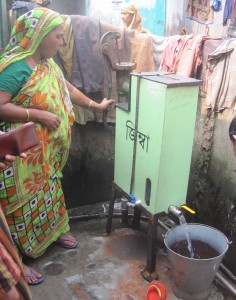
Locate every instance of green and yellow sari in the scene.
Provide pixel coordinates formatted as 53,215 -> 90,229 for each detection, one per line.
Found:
0,8 -> 74,257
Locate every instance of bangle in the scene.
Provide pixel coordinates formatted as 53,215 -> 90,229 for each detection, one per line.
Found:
26,108 -> 30,122
88,100 -> 92,110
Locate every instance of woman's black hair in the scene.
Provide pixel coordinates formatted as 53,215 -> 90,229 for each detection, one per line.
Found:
229,116 -> 236,156
229,116 -> 236,141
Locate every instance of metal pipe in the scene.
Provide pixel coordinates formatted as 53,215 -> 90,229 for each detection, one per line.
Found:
159,212 -> 236,298
168,205 -> 183,218
215,271 -> 236,297
100,31 -> 116,133
115,35 -> 120,65
157,219 -> 171,231
69,213 -> 149,222
0,0 -> 8,48
69,210 -> 236,298
127,199 -> 142,208
220,263 -> 236,284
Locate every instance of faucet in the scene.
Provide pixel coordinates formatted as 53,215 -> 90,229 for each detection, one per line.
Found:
121,197 -> 142,210
127,199 -> 141,208
168,205 -> 196,225
168,205 -> 184,219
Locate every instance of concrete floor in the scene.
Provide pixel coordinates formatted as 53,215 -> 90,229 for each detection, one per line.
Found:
25,204 -> 235,300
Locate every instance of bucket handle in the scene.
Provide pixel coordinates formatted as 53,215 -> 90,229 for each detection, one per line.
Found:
162,228 -> 171,239
161,224 -> 232,245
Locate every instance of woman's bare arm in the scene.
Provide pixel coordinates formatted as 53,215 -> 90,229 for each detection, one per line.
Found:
65,80 -> 115,112
0,90 -> 60,131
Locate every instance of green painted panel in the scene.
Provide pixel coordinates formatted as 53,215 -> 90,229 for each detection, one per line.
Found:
114,73 -> 200,214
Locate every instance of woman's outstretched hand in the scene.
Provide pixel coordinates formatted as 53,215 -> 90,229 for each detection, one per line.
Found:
66,80 -> 115,112
98,98 -> 115,112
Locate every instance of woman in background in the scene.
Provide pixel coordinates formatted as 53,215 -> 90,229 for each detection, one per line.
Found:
121,4 -> 148,33
0,7 -> 114,285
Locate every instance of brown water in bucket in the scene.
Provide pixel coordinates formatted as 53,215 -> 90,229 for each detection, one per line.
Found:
164,224 -> 229,300
170,239 -> 219,259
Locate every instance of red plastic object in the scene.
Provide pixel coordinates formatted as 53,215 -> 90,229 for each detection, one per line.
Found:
146,280 -> 167,300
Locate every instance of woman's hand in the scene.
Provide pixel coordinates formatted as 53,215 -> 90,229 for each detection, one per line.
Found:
35,110 -> 61,131
0,131 -> 16,171
66,80 -> 115,112
0,154 -> 27,171
98,98 -> 115,112
0,91 -> 60,132
0,155 -> 15,171
0,131 -> 27,171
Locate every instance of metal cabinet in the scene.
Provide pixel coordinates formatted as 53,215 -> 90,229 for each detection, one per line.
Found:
114,72 -> 201,215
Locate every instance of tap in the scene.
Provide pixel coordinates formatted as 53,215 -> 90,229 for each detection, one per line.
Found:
127,199 -> 141,208
120,197 -> 142,209
168,205 -> 183,219
168,205 -> 196,225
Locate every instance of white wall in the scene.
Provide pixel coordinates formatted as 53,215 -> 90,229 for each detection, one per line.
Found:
53,0 -> 229,39
165,0 -> 185,36
89,0 -> 125,26
88,0 -> 165,35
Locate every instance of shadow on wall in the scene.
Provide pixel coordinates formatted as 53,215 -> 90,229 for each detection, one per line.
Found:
62,122 -> 115,209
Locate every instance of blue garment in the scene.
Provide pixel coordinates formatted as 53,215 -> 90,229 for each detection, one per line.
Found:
210,0 -> 222,12
223,0 -> 233,26
12,1 -> 38,19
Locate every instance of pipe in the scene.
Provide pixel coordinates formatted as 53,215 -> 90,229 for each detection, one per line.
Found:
215,271 -> 236,297
127,199 -> 142,208
157,219 -> 172,232
69,213 -> 149,223
69,209 -> 236,297
168,205 -> 183,219
100,31 -> 116,133
220,263 -> 236,284
0,0 -> 8,48
162,210 -> 236,298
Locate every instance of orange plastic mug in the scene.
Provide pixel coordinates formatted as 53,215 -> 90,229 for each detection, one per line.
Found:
146,280 -> 167,300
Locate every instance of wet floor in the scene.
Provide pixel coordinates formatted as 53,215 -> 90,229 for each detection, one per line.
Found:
25,204 -> 235,300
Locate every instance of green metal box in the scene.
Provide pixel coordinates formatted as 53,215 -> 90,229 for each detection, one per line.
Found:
114,72 -> 201,215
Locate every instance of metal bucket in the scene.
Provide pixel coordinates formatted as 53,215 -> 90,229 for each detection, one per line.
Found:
164,224 -> 229,300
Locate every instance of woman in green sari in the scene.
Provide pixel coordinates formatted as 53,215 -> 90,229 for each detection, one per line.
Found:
0,7 -> 114,285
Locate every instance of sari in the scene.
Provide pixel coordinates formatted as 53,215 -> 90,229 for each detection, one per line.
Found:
0,205 -> 31,299
0,8 -> 74,258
